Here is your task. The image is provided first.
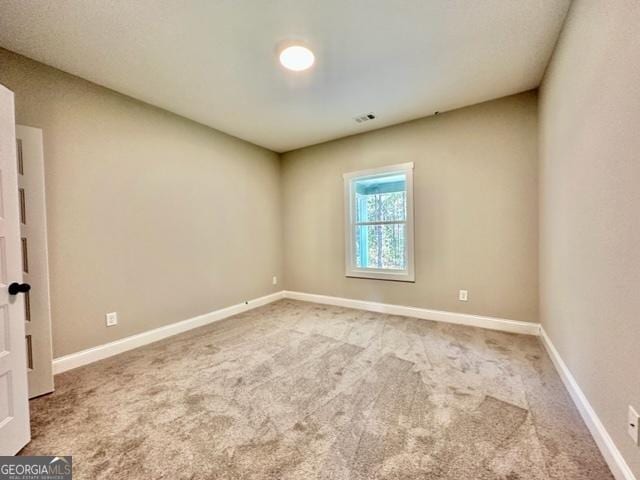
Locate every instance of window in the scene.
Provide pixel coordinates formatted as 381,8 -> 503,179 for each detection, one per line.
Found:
344,162 -> 414,282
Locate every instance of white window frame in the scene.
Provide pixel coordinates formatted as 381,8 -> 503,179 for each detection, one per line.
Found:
343,162 -> 415,282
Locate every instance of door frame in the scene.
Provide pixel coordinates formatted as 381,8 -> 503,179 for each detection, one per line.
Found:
17,125 -> 54,398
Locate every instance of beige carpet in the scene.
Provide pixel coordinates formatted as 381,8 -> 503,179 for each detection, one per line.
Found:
22,299 -> 613,479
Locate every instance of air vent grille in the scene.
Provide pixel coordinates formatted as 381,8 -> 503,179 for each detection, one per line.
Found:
354,113 -> 376,123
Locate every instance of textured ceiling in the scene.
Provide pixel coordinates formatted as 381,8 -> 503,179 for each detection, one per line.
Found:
0,1 -> 570,152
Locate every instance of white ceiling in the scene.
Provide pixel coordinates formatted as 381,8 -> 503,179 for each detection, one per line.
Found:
0,1 -> 570,152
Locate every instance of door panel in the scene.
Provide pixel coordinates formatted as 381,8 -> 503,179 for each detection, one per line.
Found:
0,84 -> 30,455
16,125 -> 54,398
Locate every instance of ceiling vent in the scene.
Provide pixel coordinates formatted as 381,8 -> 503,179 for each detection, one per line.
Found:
354,113 -> 376,124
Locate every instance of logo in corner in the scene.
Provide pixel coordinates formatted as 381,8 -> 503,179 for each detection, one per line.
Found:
0,455 -> 72,479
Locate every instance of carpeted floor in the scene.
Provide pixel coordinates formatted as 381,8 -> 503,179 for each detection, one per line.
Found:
22,299 -> 613,479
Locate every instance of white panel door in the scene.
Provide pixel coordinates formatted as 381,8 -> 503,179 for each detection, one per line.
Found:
16,125 -> 54,398
0,84 -> 30,455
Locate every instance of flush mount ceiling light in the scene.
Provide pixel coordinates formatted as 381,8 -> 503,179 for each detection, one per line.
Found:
279,45 -> 315,71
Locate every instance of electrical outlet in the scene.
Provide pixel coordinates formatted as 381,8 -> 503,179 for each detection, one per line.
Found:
629,406 -> 639,445
105,312 -> 118,327
459,290 -> 468,301
272,276 -> 278,285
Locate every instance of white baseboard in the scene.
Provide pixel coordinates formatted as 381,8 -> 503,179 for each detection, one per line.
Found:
540,327 -> 636,480
52,291 -> 285,374
282,290 -> 540,336
53,289 -> 538,375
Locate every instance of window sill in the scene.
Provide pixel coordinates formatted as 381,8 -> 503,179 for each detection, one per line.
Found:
345,270 -> 415,283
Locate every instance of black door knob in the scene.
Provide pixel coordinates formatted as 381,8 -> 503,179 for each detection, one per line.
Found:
8,282 -> 31,295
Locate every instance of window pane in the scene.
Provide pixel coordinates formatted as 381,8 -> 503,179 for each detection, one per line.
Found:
354,173 -> 406,223
355,223 -> 406,270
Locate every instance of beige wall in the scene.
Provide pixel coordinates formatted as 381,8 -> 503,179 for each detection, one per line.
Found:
539,1 -> 640,476
282,92 -> 539,322
0,48 -> 283,357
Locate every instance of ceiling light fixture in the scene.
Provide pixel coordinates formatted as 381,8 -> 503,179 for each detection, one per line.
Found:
279,45 -> 315,71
